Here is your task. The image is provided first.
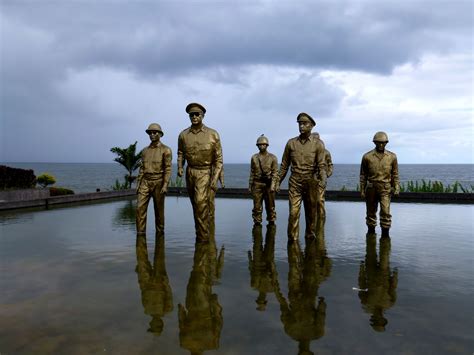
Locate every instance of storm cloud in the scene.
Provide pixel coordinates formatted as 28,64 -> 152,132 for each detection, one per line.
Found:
1,0 -> 472,163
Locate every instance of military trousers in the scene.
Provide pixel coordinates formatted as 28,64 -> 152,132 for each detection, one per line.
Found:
251,181 -> 276,224
136,177 -> 165,234
314,182 -> 326,219
186,166 -> 213,241
365,182 -> 392,229
287,174 -> 317,240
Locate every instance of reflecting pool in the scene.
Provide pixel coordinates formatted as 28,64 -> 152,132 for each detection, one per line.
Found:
1,197 -> 473,354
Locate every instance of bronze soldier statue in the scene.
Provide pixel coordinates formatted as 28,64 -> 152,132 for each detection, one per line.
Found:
278,113 -> 327,240
312,132 -> 333,220
136,123 -> 172,234
249,135 -> 278,225
360,132 -> 399,237
177,103 -> 223,241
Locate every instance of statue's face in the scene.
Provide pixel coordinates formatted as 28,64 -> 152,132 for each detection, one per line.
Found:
189,110 -> 204,126
298,120 -> 313,135
148,131 -> 161,143
374,141 -> 387,152
257,144 -> 268,153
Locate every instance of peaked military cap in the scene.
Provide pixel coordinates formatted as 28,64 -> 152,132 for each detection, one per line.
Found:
297,112 -> 316,126
186,102 -> 206,114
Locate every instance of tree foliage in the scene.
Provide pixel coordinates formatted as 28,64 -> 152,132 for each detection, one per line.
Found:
110,141 -> 142,189
36,173 -> 56,188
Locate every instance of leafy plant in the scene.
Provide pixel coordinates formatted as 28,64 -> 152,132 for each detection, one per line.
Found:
49,187 -> 74,196
36,173 -> 56,188
110,142 -> 142,189
111,179 -> 129,191
168,176 -> 184,188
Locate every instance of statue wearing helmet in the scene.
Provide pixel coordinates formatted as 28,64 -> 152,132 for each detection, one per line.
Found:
136,123 -> 172,234
249,134 -> 278,225
360,131 -> 400,237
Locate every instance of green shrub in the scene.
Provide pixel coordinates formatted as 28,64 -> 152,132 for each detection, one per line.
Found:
168,176 -> 184,188
49,187 -> 74,196
0,165 -> 36,189
37,173 -> 56,188
112,179 -> 129,190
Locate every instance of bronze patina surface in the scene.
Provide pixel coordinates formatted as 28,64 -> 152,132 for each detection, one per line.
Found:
278,113 -> 327,240
312,132 -> 333,220
136,123 -> 172,234
177,103 -> 223,241
360,132 -> 400,236
249,135 -> 278,225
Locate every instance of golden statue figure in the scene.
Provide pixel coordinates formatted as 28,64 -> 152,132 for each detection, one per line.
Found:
358,234 -> 398,332
135,233 -> 173,336
178,222 -> 225,354
249,135 -> 278,225
278,113 -> 327,240
360,132 -> 400,237
177,103 -> 223,241
311,132 -> 333,220
274,234 -> 332,355
248,224 -> 278,311
136,123 -> 172,234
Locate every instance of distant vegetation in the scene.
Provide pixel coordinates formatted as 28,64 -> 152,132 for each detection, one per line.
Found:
399,180 -> 473,193
111,179 -> 130,191
110,142 -> 142,189
168,176 -> 184,188
349,180 -> 473,193
36,173 -> 56,188
0,165 -> 36,189
49,187 -> 74,196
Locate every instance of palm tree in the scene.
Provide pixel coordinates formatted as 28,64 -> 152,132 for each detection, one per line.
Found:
110,141 -> 142,189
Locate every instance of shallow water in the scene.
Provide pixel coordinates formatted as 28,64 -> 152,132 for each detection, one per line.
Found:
0,198 -> 473,354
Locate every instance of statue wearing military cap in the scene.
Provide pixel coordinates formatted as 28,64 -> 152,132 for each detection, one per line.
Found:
136,123 -> 172,234
360,131 -> 400,237
278,113 -> 327,240
177,102 -> 223,241
249,134 -> 278,225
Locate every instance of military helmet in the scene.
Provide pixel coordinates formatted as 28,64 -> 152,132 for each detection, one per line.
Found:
373,131 -> 388,143
256,134 -> 269,146
146,123 -> 164,136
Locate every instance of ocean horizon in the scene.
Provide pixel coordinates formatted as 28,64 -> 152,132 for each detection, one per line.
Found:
3,162 -> 473,193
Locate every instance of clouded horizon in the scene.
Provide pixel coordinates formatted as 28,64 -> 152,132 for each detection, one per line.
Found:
1,1 -> 473,164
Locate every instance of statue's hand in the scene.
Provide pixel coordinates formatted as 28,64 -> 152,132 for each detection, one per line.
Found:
160,186 -> 168,194
276,184 -> 281,193
177,167 -> 183,177
210,180 -> 218,192
361,191 -> 366,199
393,187 -> 400,196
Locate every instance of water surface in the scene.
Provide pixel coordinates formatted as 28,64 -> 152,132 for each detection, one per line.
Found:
1,198 -> 473,354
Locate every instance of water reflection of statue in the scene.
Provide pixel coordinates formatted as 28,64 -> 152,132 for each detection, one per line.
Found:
248,224 -> 278,311
135,233 -> 173,335
179,223 -> 225,354
274,233 -> 332,355
358,234 -> 398,332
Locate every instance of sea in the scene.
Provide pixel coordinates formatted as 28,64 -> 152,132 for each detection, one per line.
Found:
3,162 -> 473,193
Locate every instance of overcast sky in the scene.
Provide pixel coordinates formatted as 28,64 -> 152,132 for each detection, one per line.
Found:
1,0 -> 473,164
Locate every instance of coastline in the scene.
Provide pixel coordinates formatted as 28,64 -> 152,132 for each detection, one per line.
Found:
1,187 -> 472,212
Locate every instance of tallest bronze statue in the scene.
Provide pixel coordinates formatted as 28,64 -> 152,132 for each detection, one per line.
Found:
177,103 -> 223,241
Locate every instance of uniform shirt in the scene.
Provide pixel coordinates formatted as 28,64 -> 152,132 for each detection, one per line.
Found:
249,152 -> 278,187
177,125 -> 223,177
279,134 -> 327,183
138,142 -> 172,184
360,149 -> 399,191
